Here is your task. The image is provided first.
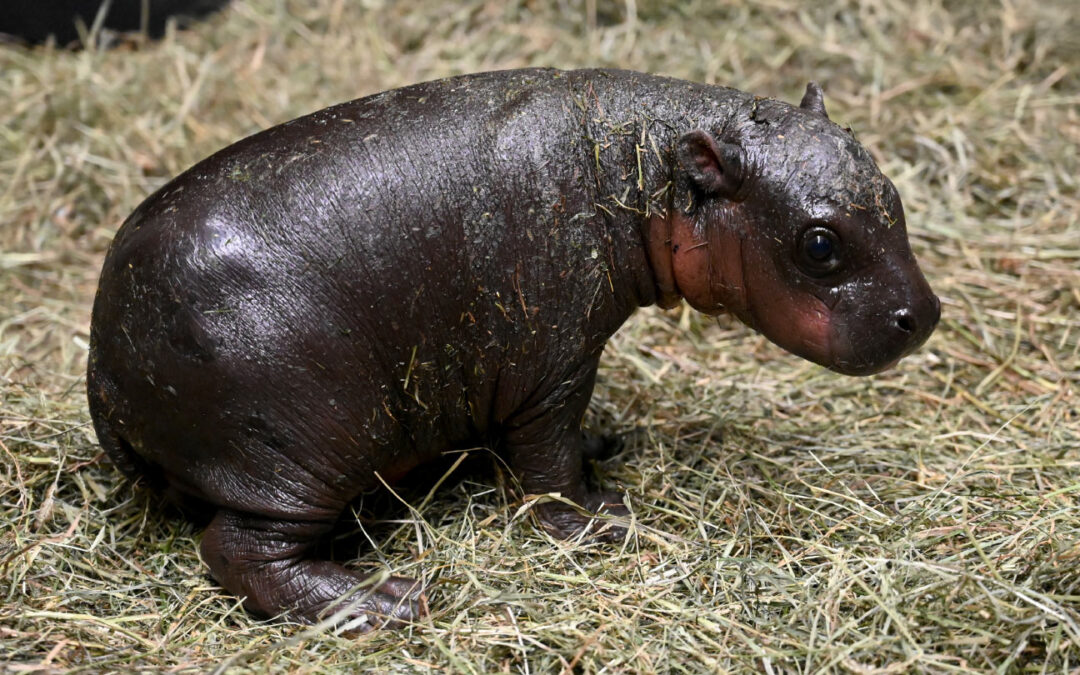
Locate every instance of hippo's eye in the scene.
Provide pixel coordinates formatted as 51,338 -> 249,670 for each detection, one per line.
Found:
806,234 -> 833,260
798,226 -> 841,276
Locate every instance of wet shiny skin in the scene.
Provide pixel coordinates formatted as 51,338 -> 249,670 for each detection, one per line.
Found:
87,69 -> 937,628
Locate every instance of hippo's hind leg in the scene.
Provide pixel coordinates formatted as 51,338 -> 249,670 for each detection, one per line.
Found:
504,357 -> 630,541
200,509 -> 424,631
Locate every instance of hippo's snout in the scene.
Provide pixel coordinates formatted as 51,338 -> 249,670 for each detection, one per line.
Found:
892,293 -> 940,356
829,276 -> 940,376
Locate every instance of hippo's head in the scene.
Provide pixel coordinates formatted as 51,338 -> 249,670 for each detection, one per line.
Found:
663,83 -> 939,375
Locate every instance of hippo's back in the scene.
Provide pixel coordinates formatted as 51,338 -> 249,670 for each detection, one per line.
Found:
86,68 -> 601,513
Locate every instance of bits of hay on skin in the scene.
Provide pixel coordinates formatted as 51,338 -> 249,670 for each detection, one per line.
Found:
1,0 -> 1078,671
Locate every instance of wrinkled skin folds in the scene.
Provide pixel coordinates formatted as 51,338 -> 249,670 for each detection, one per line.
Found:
87,68 -> 939,628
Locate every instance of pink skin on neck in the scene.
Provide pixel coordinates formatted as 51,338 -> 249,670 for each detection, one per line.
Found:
646,208 -> 834,367
645,208 -> 749,318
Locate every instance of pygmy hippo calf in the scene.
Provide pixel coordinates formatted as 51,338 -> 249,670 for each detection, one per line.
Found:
87,68 -> 939,630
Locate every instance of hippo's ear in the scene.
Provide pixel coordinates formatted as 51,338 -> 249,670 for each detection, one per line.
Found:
800,82 -> 829,118
676,130 -> 744,199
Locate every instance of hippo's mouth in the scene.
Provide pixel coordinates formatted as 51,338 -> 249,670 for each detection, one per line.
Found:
827,355 -> 902,376
746,292 -> 918,377
823,316 -> 921,376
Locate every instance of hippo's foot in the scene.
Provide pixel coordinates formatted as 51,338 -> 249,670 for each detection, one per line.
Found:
504,357 -> 631,542
317,574 -> 426,634
535,490 -> 630,542
201,509 -> 425,631
581,431 -> 625,461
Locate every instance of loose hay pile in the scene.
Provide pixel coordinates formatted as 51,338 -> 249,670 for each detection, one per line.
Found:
1,0 -> 1078,671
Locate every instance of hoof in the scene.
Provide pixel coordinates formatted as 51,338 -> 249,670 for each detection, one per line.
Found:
581,432 -> 625,461
536,490 -> 630,542
318,575 -> 427,634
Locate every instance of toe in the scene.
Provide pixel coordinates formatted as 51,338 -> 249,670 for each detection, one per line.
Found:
316,575 -> 426,632
536,491 -> 631,542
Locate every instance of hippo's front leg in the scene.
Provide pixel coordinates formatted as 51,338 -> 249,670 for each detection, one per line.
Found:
503,358 -> 630,541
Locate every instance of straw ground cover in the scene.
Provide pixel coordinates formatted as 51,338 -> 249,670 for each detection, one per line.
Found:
2,0 -> 1078,671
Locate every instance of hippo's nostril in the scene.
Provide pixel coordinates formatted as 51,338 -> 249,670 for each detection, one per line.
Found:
895,309 -> 915,335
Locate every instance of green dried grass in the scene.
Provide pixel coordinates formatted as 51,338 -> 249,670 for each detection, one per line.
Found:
2,0 -> 1078,671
